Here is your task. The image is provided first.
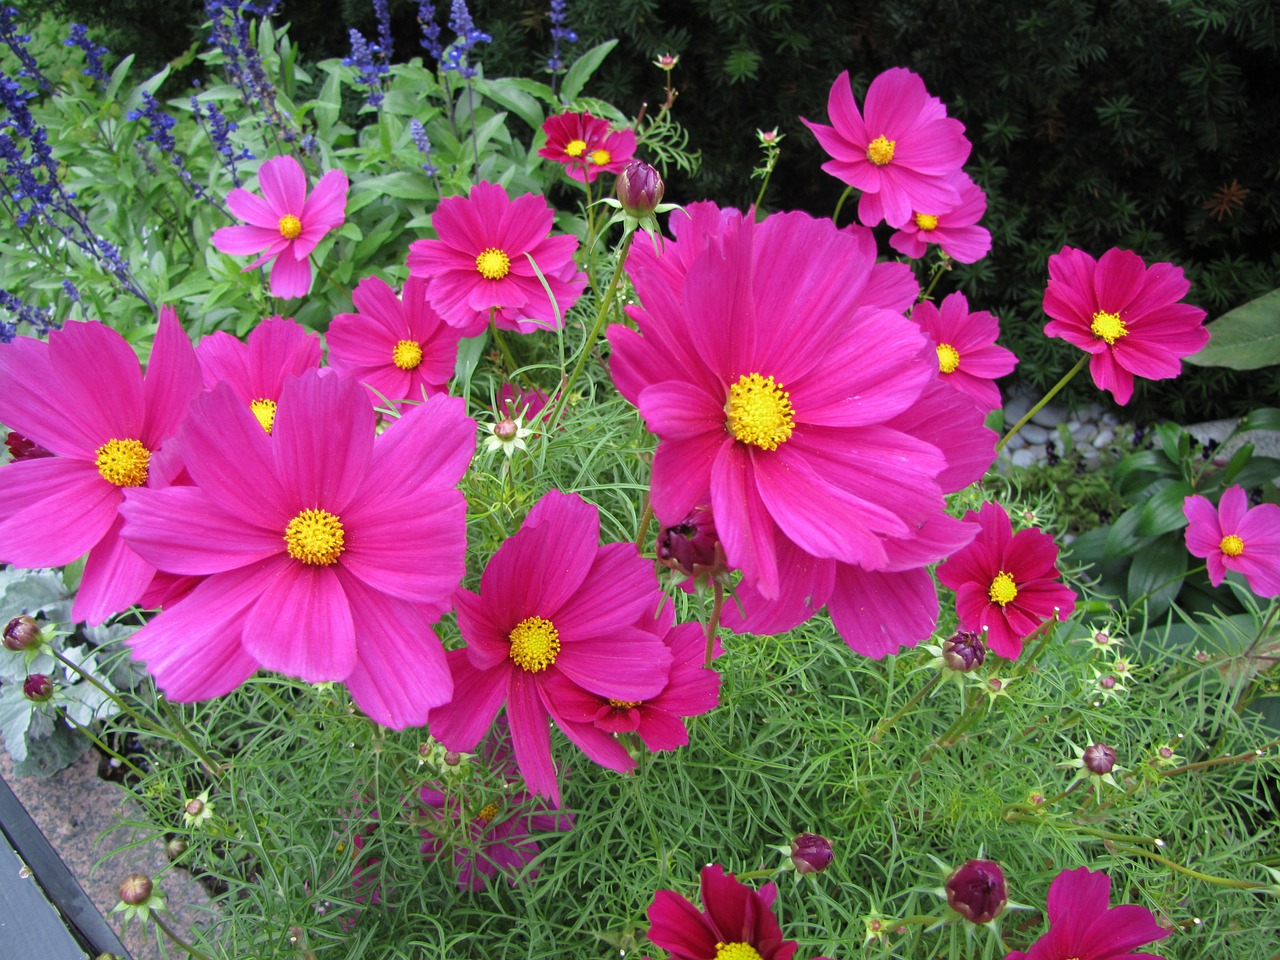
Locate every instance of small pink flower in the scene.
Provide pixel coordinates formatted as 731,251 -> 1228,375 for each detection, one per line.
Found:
937,501 -> 1077,660
911,292 -> 1017,412
537,111 -> 636,183
889,174 -> 992,263
211,155 -> 349,300
647,864 -> 797,960
1042,246 -> 1209,405
802,68 -> 971,228
1184,485 -> 1280,597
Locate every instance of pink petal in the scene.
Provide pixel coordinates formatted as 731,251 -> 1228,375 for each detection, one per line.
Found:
828,565 -> 937,658
142,306 -> 202,448
74,515 -> 155,625
0,457 -> 119,566
266,246 -> 313,299
120,485 -> 283,574
226,186 -> 282,227
428,649 -> 509,750
257,155 -> 307,215
245,558 -> 357,682
212,223 -> 281,256
507,670 -> 559,804
271,372 -> 373,512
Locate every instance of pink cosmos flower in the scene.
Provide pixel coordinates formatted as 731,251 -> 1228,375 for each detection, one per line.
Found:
426,490 -> 674,806
936,502 -> 1077,660
889,174 -> 992,263
406,181 -> 587,337
1005,866 -> 1169,960
647,864 -> 797,960
802,68 -> 971,229
537,111 -> 636,183
496,382 -> 550,423
0,312 -> 201,624
1042,246 -> 1209,405
119,371 -> 475,728
211,155 -> 349,300
1183,485 -> 1280,597
910,291 -> 1017,412
326,275 -> 465,409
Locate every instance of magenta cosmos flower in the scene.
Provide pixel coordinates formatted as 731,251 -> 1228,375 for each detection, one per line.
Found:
0,312 -> 200,624
211,155 -> 349,300
119,371 -> 475,728
1006,867 -> 1169,960
406,180 -> 586,337
426,490 -> 673,806
537,111 -> 636,183
647,864 -> 797,960
936,501 -> 1077,660
911,291 -> 1017,412
1042,246 -> 1209,405
1184,485 -> 1280,597
197,315 -> 322,434
802,68 -> 971,229
889,173 -> 991,263
327,275 -> 466,409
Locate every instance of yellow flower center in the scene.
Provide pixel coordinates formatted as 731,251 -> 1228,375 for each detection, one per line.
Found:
1090,310 -> 1128,345
564,139 -> 587,157
866,135 -> 896,166
589,148 -> 611,166
914,212 -> 939,231
609,699 -> 642,709
94,438 -> 151,487
476,247 -> 511,280
1220,534 -> 1245,557
725,373 -> 795,451
508,615 -> 561,673
715,944 -> 764,960
284,508 -> 346,566
989,571 -> 1019,606
936,343 -> 961,374
393,339 -> 423,371
250,398 -> 277,434
278,214 -> 302,239
476,802 -> 500,827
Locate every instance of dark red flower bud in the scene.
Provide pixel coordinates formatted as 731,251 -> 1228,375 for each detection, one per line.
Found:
118,873 -> 153,906
945,859 -> 1007,923
185,798 -> 205,818
166,838 -> 188,860
4,615 -> 41,651
4,431 -> 54,462
790,833 -> 834,874
1083,743 -> 1117,774
657,505 -> 729,583
443,750 -> 463,766
1098,675 -> 1116,689
22,673 -> 54,702
494,418 -> 519,441
616,159 -> 664,217
941,630 -> 986,672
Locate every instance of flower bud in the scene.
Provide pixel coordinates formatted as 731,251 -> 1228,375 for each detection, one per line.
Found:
657,505 -> 729,583
945,859 -> 1007,923
185,798 -> 205,818
4,431 -> 54,461
166,838 -> 188,860
941,630 -> 986,672
493,418 -> 519,441
22,673 -> 53,702
118,873 -> 153,906
616,160 -> 664,217
789,833 -> 834,875
1083,743 -> 1117,774
4,615 -> 42,651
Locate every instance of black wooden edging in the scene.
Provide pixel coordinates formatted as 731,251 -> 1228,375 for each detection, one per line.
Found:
0,772 -> 133,960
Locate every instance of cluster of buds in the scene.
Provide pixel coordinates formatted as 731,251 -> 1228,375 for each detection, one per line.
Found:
656,505 -> 731,589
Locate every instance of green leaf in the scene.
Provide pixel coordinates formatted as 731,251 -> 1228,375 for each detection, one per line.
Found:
315,71 -> 341,131
1185,288 -> 1280,370
1234,407 -> 1280,433
1137,480 -> 1193,537
1218,442 -> 1255,486
1126,533 -> 1188,618
560,39 -> 618,103
1156,422 -> 1189,463
475,77 -> 546,131
1229,455 -> 1280,489
1103,503 -> 1148,560
105,54 -> 136,101
353,172 -> 434,201
1112,449 -> 1177,496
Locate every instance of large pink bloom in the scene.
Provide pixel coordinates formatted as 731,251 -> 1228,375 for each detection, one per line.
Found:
406,181 -> 586,337
1042,247 -> 1209,405
1005,867 -> 1169,960
211,155 -> 349,300
326,275 -> 465,409
889,173 -> 991,263
537,111 -> 636,183
911,291 -> 1017,412
426,490 -> 673,806
647,864 -> 796,960
936,501 -> 1077,660
802,68 -> 971,229
1183,485 -> 1280,597
0,312 -> 200,624
119,370 -> 475,728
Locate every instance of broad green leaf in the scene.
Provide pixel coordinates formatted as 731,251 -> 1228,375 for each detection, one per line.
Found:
1186,288 -> 1280,370
1126,532 -> 1188,618
475,77 -> 545,132
353,171 -> 434,201
560,39 -> 618,103
1234,407 -> 1280,433
1137,480 -> 1193,537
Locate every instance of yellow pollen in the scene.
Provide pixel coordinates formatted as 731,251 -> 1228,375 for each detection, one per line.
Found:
715,944 -> 764,960
867,135 -> 896,166
1090,310 -> 1128,345
914,212 -> 939,231
278,214 -> 302,239
609,698 -> 643,709
284,508 -> 346,566
589,148 -> 611,166
250,398 -> 278,433
94,438 -> 151,487
989,571 -> 1019,606
725,373 -> 795,451
936,343 -> 961,374
508,615 -> 561,673
476,802 -> 500,827
475,247 -> 511,280
392,339 -> 423,371
564,139 -> 587,157
1220,534 -> 1245,557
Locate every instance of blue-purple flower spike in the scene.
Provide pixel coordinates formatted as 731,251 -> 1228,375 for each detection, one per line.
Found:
442,0 -> 490,79
64,24 -> 111,88
345,28 -> 390,108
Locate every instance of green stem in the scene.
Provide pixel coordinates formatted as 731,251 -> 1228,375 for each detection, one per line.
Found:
831,185 -> 854,226
157,697 -> 225,783
636,497 -> 654,552
918,253 -> 953,302
488,307 -> 520,378
59,712 -> 148,781
753,156 -> 779,215
49,648 -> 151,729
704,580 -> 725,669
1108,843 -> 1272,890
996,354 -> 1089,453
152,909 -> 215,960
1160,738 -> 1280,777
871,673 -> 941,742
733,867 -> 783,882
